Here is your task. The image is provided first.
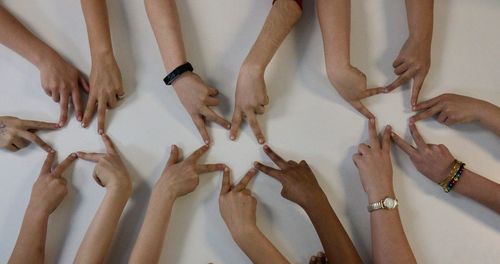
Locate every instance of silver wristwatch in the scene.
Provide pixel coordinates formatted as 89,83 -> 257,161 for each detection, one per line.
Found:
367,197 -> 399,212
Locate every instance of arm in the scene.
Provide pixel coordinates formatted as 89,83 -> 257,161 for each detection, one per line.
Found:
74,134 -> 132,263
386,0 -> 434,105
9,153 -> 77,264
230,0 -> 302,144
316,0 -> 384,119
476,102 -> 500,135
129,145 -> 224,263
80,0 -> 123,133
144,0 -> 230,144
255,146 -> 361,263
453,169 -> 500,214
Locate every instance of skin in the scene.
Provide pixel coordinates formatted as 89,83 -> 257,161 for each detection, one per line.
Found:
352,119 -> 416,264
219,167 -> 289,264
129,144 -> 225,263
80,0 -> 124,134
385,0 -> 434,106
144,0 -> 230,144
74,134 -> 132,264
411,93 -> 500,135
255,146 -> 362,264
230,0 -> 302,144
317,0 -> 385,119
9,152 -> 77,264
392,123 -> 500,214
0,116 -> 58,152
0,6 -> 89,126
309,252 -> 328,264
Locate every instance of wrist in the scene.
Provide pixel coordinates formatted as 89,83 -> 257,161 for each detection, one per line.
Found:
302,190 -> 329,214
240,60 -> 266,76
232,224 -> 260,244
107,184 -> 132,200
151,185 -> 177,204
91,51 -> 116,66
367,188 -> 396,204
25,204 -> 50,222
476,100 -> 499,123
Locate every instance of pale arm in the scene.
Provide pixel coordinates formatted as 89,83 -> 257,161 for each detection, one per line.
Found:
8,208 -> 48,264
233,227 -> 289,264
405,0 -> 434,43
80,0 -> 115,59
453,169 -> 500,214
477,101 -> 500,135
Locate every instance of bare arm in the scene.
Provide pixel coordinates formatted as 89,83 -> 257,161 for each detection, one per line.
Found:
452,169 -> 500,214
9,209 -> 48,264
476,101 -> 500,135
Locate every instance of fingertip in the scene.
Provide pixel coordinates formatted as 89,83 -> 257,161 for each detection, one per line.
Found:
258,137 -> 265,144
98,129 -> 104,135
224,166 -> 229,172
229,134 -> 236,141
263,144 -> 270,150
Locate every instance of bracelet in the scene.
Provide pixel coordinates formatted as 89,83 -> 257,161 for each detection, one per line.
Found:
163,62 -> 194,86
441,161 -> 465,193
439,160 -> 461,187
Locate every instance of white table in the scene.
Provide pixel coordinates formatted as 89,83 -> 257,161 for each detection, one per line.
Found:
0,0 -> 499,263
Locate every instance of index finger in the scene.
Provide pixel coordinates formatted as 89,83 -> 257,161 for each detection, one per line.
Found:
368,119 -> 380,148
414,95 -> 442,111
97,97 -> 106,134
196,163 -> 226,173
234,168 -> 257,192
201,107 -> 231,130
350,101 -> 375,119
41,151 -> 56,174
390,132 -> 417,156
410,103 -> 443,123
263,145 -> 287,169
385,74 -> 409,92
52,153 -> 78,177
187,144 -> 209,162
16,130 -> 53,153
360,87 -> 386,99
229,109 -> 242,141
246,111 -> 265,144
101,134 -> 117,154
409,123 -> 426,149
59,93 -> 69,127
411,75 -> 425,106
20,119 -> 59,130
220,167 -> 231,195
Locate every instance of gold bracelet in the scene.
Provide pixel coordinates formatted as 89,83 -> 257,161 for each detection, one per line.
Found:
439,160 -> 461,187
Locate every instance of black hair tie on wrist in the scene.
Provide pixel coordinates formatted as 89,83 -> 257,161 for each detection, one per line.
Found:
163,62 -> 194,86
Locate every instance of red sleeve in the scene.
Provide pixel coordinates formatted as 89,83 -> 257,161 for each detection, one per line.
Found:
273,0 -> 303,9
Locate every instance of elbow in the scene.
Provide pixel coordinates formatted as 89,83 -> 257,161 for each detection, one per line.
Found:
274,0 -> 303,21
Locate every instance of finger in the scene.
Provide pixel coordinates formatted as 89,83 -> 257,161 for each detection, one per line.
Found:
254,161 -> 282,181
207,87 -> 219,96
58,93 -> 69,127
101,134 -> 117,154
79,74 -> 90,93
201,107 -> 231,130
52,89 -> 60,102
12,137 -> 28,149
410,103 -> 443,123
357,143 -> 371,155
82,96 -> 96,127
204,96 -> 220,106
76,152 -> 105,162
167,144 -> 180,166
411,75 -> 425,106
16,130 -> 53,153
72,87 -> 83,122
20,119 -> 58,131
196,163 -> 225,173
392,56 -> 404,68
394,63 -> 409,75
246,111 -> 265,144
41,151 -> 56,174
192,115 -> 210,144
382,125 -> 392,150
263,145 -> 287,169
229,110 -> 242,141
97,97 -> 106,134
255,105 -> 265,115
350,101 -> 374,119
390,131 -> 417,156
360,87 -> 386,99
409,123 -> 426,149
187,144 -> 209,162
234,168 -> 257,192
437,111 -> 448,124
368,118 -> 380,149
52,153 -> 78,177
107,92 -> 119,109
220,167 -> 231,195
414,95 -> 441,111
385,74 -> 409,92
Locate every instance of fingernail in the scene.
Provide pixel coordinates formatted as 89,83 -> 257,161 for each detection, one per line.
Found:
386,125 -> 392,130
263,145 -> 269,150
77,115 -> 82,121
226,124 -> 231,129
224,167 -> 229,172
58,122 -> 64,128
98,129 -> 104,135
258,138 -> 265,144
412,106 -> 417,111
71,153 -> 77,158
81,122 -> 86,127
230,135 -> 235,140
49,148 -> 55,153
204,139 -> 210,144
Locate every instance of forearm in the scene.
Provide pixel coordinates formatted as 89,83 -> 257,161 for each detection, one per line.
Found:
452,169 -> 500,213
405,0 -> 433,43
0,6 -> 57,68
9,206 -> 49,264
129,191 -> 175,264
74,189 -> 130,264
144,0 -> 187,72
476,101 -> 500,135
370,209 -> 416,264
242,0 -> 302,73
317,0 -> 350,70
80,0 -> 115,59
233,226 -> 289,264
305,194 -> 362,264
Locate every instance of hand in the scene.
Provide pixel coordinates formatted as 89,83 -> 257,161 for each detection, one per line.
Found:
309,252 -> 328,264
77,134 -> 132,194
230,67 -> 269,144
82,55 -> 124,134
391,123 -> 455,184
38,53 -> 89,126
219,167 -> 258,238
254,145 -> 325,210
154,144 -> 225,201
385,37 -> 431,106
327,65 -> 385,119
0,116 -> 58,152
352,119 -> 394,202
28,152 -> 77,216
172,72 -> 230,144
411,93 -> 487,125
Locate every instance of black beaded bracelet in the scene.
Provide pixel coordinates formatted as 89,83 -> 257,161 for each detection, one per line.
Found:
163,62 -> 194,86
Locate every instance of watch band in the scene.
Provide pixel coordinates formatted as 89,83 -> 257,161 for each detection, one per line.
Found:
367,197 -> 398,213
367,201 -> 384,212
163,62 -> 194,86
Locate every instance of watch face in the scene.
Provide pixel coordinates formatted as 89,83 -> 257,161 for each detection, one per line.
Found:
383,198 -> 397,209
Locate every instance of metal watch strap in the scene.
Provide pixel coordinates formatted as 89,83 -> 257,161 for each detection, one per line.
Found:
163,62 -> 194,86
367,201 -> 384,212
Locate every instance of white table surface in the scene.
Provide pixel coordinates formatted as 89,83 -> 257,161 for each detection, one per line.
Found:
0,0 -> 499,263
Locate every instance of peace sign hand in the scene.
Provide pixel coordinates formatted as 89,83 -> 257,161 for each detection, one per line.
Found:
155,144 -> 226,201
0,116 -> 58,153
391,123 -> 455,184
219,167 -> 258,237
254,145 -> 324,210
